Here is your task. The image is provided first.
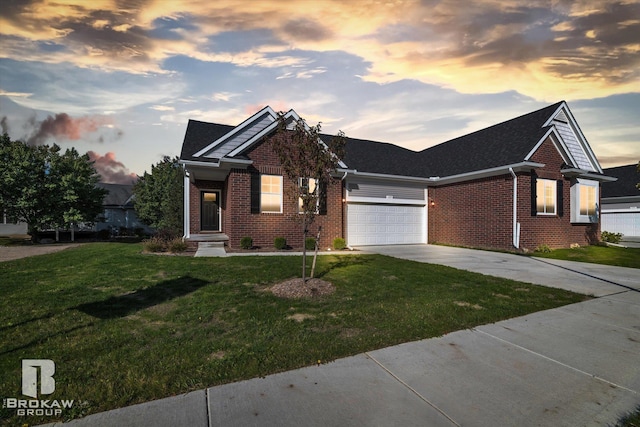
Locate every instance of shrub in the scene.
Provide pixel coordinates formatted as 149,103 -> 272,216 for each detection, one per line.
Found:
534,244 -> 552,253
601,231 -> 623,244
143,237 -> 166,252
305,237 -> 317,251
332,237 -> 346,250
97,229 -> 111,240
274,237 -> 286,250
168,237 -> 187,253
240,236 -> 253,250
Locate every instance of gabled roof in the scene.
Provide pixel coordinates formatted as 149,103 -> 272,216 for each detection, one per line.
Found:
602,164 -> 640,198
180,120 -> 234,162
97,183 -> 134,207
415,102 -> 563,177
179,101 -> 607,180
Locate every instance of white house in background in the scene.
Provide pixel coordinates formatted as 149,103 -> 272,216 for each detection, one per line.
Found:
601,164 -> 640,237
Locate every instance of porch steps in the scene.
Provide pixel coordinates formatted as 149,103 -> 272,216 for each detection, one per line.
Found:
194,240 -> 227,257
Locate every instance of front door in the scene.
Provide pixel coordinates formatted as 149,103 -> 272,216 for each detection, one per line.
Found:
201,191 -> 220,231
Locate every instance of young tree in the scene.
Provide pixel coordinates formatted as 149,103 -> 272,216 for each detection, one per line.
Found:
0,133 -> 106,241
133,156 -> 183,235
271,113 -> 346,283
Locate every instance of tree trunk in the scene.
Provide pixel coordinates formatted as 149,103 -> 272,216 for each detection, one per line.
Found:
302,219 -> 307,283
310,226 -> 322,279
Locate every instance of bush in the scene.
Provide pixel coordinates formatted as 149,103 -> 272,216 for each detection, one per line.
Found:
168,238 -> 187,253
97,229 -> 111,240
274,237 -> 286,250
240,236 -> 253,250
333,237 -> 346,250
534,244 -> 552,253
601,231 -> 623,244
143,237 -> 166,252
305,237 -> 317,251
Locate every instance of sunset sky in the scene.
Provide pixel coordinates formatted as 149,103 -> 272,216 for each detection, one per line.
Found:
1,0 -> 638,183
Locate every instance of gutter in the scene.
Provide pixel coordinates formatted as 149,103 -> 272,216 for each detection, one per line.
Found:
560,168 -> 618,182
509,168 -> 520,249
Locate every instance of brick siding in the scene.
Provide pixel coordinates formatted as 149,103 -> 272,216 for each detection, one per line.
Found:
428,137 -> 600,251
189,136 -> 344,249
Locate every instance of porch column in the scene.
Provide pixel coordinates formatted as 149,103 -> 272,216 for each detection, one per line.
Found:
183,169 -> 190,239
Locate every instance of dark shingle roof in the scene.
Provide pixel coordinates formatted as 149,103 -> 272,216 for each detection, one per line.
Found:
180,120 -> 235,162
416,102 -> 563,177
97,183 -> 134,206
179,102 -> 566,178
602,164 -> 640,198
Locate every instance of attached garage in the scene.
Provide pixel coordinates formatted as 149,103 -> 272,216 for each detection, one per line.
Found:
347,203 -> 426,245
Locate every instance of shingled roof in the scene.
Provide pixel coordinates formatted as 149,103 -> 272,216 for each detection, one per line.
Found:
180,101 -> 579,179
180,120 -> 234,162
602,164 -> 640,198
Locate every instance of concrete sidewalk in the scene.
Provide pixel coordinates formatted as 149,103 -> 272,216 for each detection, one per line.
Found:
41,245 -> 640,427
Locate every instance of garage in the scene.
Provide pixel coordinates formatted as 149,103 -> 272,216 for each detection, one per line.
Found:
347,203 -> 426,246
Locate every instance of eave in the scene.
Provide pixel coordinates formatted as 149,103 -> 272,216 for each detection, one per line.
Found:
560,168 -> 617,182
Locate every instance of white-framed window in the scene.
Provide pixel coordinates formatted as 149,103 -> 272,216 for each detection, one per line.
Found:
298,177 -> 318,214
571,179 -> 599,223
260,175 -> 282,213
536,179 -> 556,215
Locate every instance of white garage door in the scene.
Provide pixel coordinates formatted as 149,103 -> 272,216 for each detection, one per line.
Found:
347,204 -> 426,246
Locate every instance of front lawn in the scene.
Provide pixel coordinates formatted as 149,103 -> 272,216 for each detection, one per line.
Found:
0,243 -> 587,425
532,245 -> 640,269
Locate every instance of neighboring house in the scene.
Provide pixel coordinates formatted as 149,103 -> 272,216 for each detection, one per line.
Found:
601,164 -> 640,237
179,101 -> 615,251
0,208 -> 28,236
94,183 -> 154,235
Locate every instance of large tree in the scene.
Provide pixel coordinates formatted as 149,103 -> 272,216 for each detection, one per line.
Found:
0,133 -> 106,240
271,113 -> 346,282
133,156 -> 183,235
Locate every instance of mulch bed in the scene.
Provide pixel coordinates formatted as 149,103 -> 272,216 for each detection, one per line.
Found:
270,278 -> 336,299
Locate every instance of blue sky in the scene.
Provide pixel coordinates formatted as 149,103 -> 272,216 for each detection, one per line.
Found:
0,0 -> 638,183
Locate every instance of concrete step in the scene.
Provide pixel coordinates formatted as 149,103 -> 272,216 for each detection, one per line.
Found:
198,241 -> 225,249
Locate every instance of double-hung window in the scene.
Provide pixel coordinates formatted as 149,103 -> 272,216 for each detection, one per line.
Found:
260,175 -> 282,213
536,179 -> 557,215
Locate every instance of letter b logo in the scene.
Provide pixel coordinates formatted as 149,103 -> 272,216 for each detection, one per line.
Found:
22,359 -> 55,398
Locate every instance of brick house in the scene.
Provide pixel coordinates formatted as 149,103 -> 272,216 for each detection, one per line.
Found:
179,102 -> 615,251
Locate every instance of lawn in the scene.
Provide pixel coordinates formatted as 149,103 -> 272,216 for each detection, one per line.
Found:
1,243 -> 588,425
531,244 -> 640,269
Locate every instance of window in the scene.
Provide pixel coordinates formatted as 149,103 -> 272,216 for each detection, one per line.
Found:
536,179 -> 556,215
571,179 -> 598,223
260,175 -> 282,213
298,177 -> 318,213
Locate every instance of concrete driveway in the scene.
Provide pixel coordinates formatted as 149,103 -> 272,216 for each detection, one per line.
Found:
42,245 -> 640,427
358,244 -> 640,296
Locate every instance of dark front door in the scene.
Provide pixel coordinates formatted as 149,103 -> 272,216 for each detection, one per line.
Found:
201,191 -> 220,231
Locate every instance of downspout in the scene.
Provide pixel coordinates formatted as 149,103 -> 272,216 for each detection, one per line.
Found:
183,166 -> 190,240
340,170 -> 349,249
509,168 -> 520,249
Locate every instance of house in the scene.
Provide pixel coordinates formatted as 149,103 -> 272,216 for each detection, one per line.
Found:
179,101 -> 616,252
93,183 -> 154,236
601,164 -> 640,237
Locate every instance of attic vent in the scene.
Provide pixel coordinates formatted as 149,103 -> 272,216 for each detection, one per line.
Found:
554,110 -> 568,123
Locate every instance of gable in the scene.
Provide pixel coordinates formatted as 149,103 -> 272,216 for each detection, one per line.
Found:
541,103 -> 603,173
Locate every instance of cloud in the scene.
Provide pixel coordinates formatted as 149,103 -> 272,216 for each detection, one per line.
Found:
22,113 -> 121,146
87,151 -> 138,184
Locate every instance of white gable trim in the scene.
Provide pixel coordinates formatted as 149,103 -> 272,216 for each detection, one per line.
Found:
226,109 -> 300,158
542,102 -> 603,173
193,106 -> 279,158
524,126 -> 576,166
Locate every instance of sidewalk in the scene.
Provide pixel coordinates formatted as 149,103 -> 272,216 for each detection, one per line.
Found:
41,245 -> 640,427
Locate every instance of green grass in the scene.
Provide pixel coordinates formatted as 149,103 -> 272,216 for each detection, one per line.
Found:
616,406 -> 640,427
531,245 -> 640,269
0,243 -> 588,425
